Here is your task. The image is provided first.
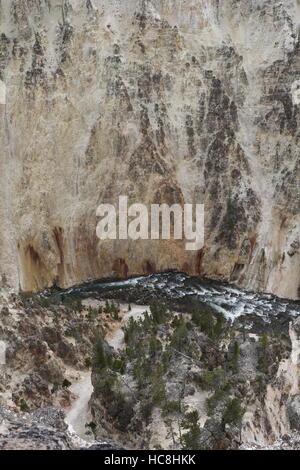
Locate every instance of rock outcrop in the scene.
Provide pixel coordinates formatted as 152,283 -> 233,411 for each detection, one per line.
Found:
0,406 -> 75,450
287,395 -> 300,432
0,406 -> 121,450
0,0 -> 299,297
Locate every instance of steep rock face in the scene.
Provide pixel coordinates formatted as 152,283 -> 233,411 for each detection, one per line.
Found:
0,0 -> 299,296
241,317 -> 300,446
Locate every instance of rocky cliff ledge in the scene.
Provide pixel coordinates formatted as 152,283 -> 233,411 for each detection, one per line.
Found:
0,0 -> 299,297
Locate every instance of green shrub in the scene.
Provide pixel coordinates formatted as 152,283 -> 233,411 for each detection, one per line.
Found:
255,375 -> 265,396
171,322 -> 188,351
214,314 -> 226,338
62,295 -> 83,312
133,356 -> 152,387
192,306 -> 215,338
38,297 -> 52,307
111,358 -> 126,374
20,399 -> 29,412
140,400 -> 153,420
149,335 -> 162,357
86,421 -> 96,430
201,368 -> 225,391
62,378 -> 72,388
182,425 -> 202,450
93,334 -> 110,370
151,379 -> 166,405
104,300 -> 120,318
87,306 -> 98,321
181,410 -> 202,450
162,349 -> 173,369
20,292 -> 54,308
162,400 -> 181,416
141,312 -> 152,330
222,398 -> 244,426
85,357 -> 92,368
95,375 -> 116,396
124,317 -> 138,346
150,301 -> 168,324
206,387 -> 229,415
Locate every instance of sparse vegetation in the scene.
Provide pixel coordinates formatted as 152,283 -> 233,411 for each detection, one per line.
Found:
20,399 -> 29,412
181,411 -> 202,450
206,386 -> 230,415
151,378 -> 166,405
201,368 -> 226,391
93,333 -> 110,370
162,400 -> 181,416
222,398 -> 244,426
61,295 -> 83,312
104,300 -> 120,320
150,301 -> 169,324
192,305 -> 225,339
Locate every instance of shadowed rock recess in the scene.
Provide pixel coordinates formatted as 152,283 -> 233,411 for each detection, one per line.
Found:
0,0 -> 299,298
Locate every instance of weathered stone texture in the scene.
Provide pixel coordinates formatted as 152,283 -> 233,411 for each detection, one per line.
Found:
0,0 -> 299,297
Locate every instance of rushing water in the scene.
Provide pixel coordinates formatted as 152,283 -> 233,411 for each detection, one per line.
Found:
46,272 -> 300,328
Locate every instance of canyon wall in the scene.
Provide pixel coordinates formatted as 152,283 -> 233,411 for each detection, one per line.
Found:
0,0 -> 299,297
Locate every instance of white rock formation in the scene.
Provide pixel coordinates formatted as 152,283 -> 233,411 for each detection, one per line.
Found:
0,80 -> 5,105
0,340 -> 6,365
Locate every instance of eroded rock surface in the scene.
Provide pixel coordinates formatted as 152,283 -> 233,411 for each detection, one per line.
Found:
0,406 -> 74,450
0,287 -> 127,449
0,405 -> 121,450
0,0 -> 298,297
